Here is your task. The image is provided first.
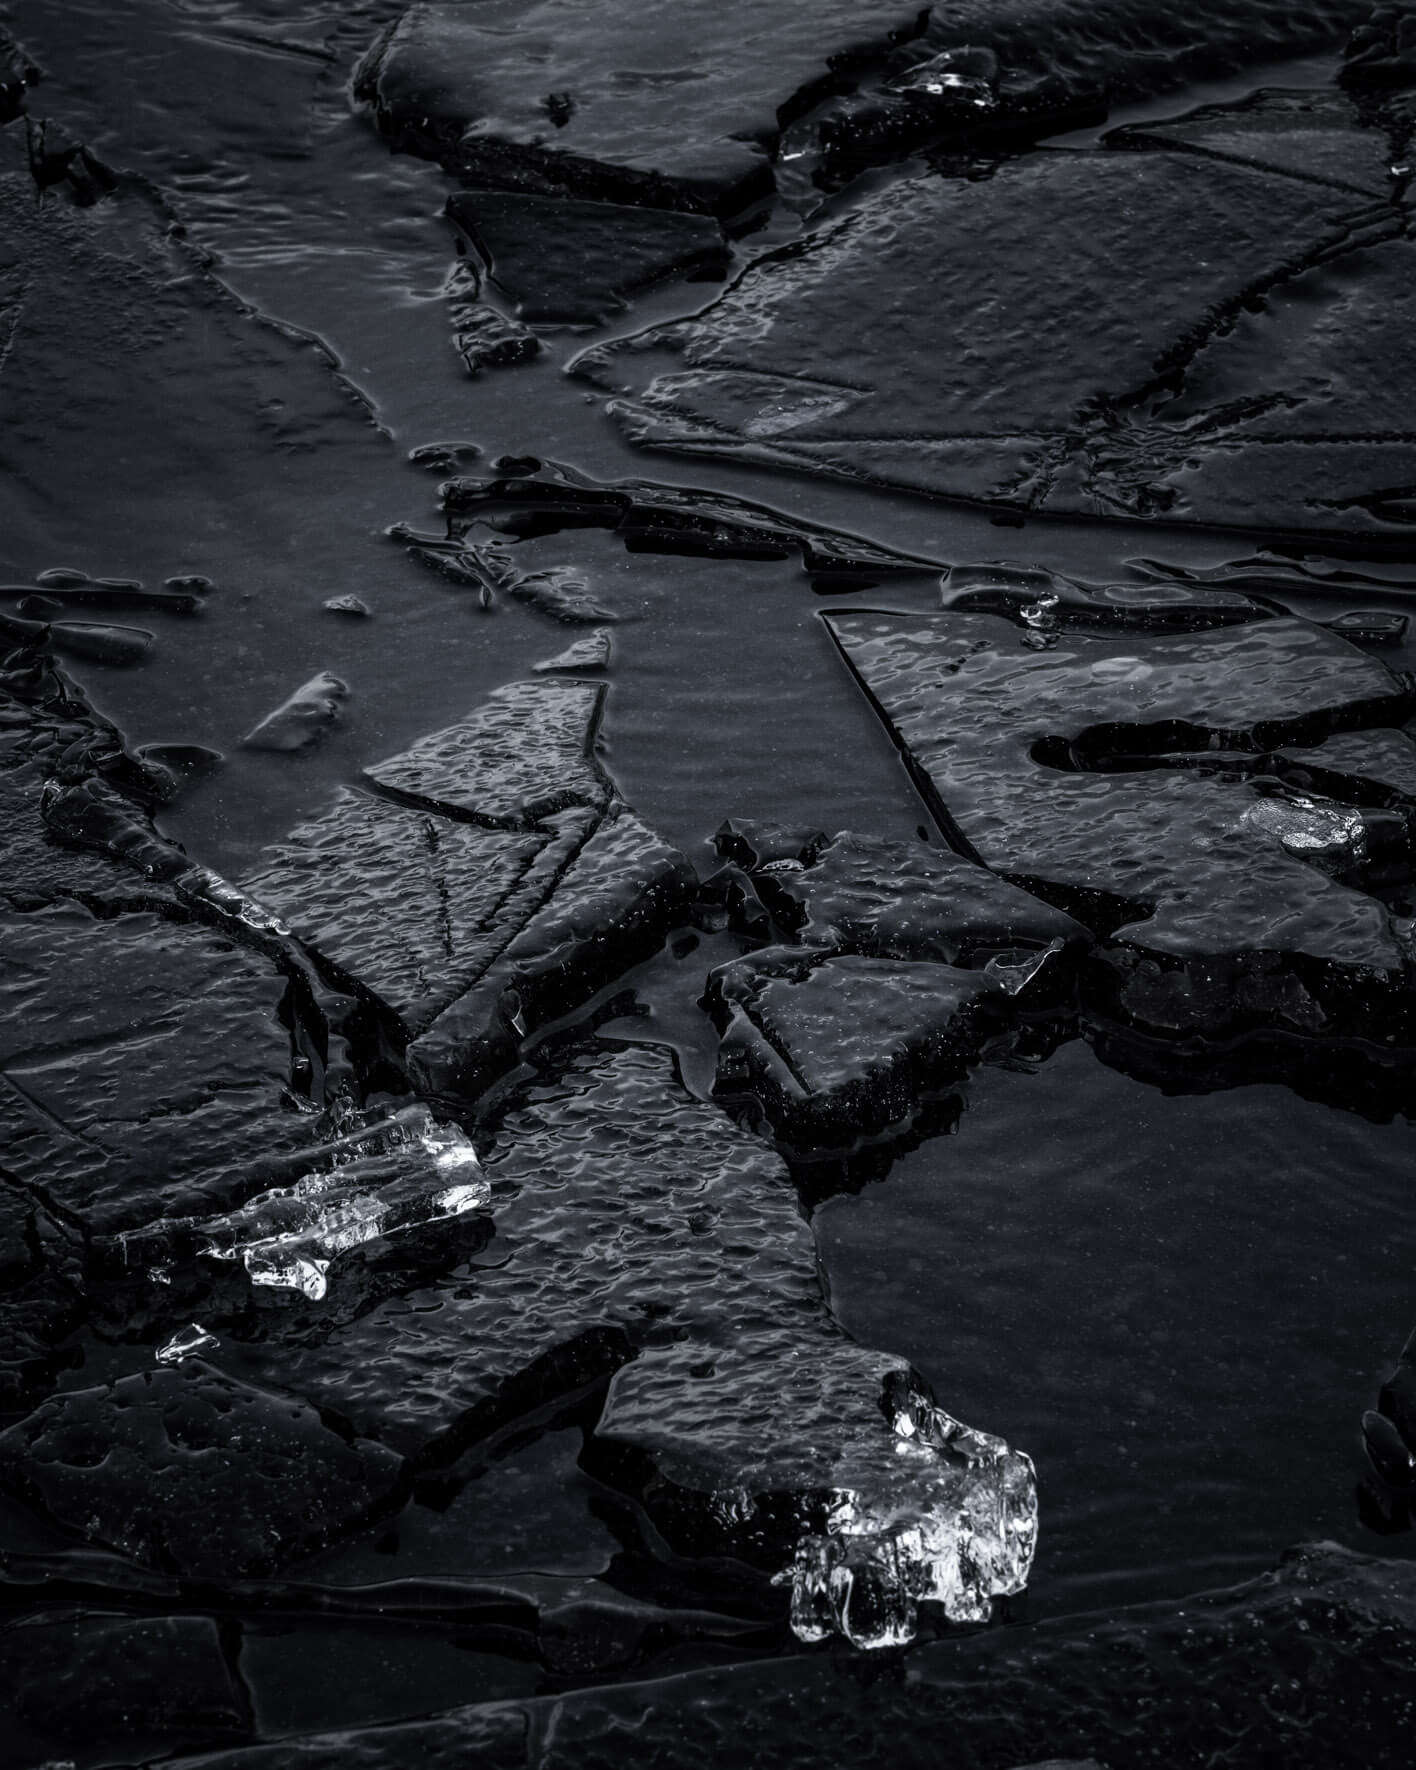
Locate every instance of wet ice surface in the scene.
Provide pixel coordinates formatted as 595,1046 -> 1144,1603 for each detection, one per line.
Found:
6,0 -> 1416,1763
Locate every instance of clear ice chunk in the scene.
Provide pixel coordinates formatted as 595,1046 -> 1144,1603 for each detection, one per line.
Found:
787,1383 -> 1038,1649
1242,795 -> 1367,865
156,1322 -> 219,1363
197,1113 -> 490,1301
788,1531 -> 920,1649
244,1244 -> 331,1299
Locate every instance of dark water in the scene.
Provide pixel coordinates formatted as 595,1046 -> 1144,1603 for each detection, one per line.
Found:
5,0 -> 1416,1761
818,1038 -> 1416,1613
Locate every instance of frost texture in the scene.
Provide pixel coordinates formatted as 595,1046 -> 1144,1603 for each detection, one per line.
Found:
788,1383 -> 1038,1649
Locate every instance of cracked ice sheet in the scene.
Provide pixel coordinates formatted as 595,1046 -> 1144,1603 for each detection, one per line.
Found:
0,153 -> 390,568
358,0 -> 1373,217
358,0 -> 930,214
219,1043 -> 849,1448
1076,236 -> 1416,536
447,191 -> 729,326
824,607 -> 1416,1016
363,679 -> 610,827
580,148 -> 1416,541
0,1360 -> 403,1579
751,829 -> 1086,961
239,676 -> 617,1034
408,803 -> 696,1096
908,0 -> 1373,109
216,1041 -> 1035,1637
147,1544 -> 1416,1768
0,902 -> 304,1235
707,949 -> 1006,1148
0,1613 -> 249,1764
241,788 -> 589,1036
1105,86 -> 1399,197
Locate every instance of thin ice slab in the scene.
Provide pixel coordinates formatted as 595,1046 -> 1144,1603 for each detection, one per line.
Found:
825,605 -> 1416,1044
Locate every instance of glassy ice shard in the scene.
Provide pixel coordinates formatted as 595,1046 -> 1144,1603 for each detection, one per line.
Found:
984,939 -> 1066,997
197,1112 -> 489,1300
787,1385 -> 1037,1649
155,1322 -> 219,1364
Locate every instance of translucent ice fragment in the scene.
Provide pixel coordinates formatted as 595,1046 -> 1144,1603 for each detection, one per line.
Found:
1243,795 -> 1366,864
788,1386 -> 1037,1648
241,671 -> 347,753
984,938 -> 1064,996
890,46 -> 999,109
943,562 -> 1070,600
788,1531 -> 919,1650
156,1323 -> 219,1364
179,867 -> 291,938
198,1116 -> 489,1299
421,1121 -> 485,1177
533,628 -> 612,673
244,1244 -> 330,1299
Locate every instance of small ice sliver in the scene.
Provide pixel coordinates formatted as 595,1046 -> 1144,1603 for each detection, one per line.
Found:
197,1117 -> 491,1301
783,1381 -> 1037,1649
156,1322 -> 219,1364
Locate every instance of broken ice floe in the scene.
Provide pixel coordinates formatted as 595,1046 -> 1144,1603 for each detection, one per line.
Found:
196,1111 -> 489,1300
785,1386 -> 1038,1649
